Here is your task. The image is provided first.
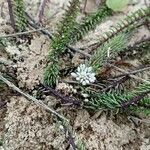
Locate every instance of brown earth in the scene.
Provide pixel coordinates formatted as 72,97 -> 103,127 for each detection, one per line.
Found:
0,0 -> 150,149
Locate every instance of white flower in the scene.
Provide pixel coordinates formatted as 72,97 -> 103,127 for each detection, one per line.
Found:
0,18 -> 5,24
5,45 -> 20,55
59,125 -> 64,131
107,47 -> 111,58
71,64 -> 96,85
84,99 -> 89,102
81,93 -> 89,98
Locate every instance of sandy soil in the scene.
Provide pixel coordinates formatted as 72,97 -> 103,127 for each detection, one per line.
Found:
0,0 -> 150,149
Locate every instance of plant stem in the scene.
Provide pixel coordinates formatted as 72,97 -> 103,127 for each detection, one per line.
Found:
7,0 -> 16,31
0,72 -> 68,121
92,8 -> 150,49
102,76 -> 129,92
0,27 -> 51,38
109,64 -> 150,84
82,0 -> 87,13
121,90 -> 150,108
36,0 -> 48,23
110,66 -> 150,79
41,84 -> 81,106
26,12 -> 90,57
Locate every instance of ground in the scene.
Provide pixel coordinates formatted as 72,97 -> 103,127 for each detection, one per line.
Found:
0,0 -> 150,150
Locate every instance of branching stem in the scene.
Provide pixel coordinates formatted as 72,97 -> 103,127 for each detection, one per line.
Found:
110,66 -> 150,79
121,90 -> 150,108
109,64 -> 150,84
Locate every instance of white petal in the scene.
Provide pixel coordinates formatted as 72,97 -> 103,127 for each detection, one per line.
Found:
76,72 -> 81,76
89,74 -> 95,79
84,67 -> 88,73
90,73 -> 96,77
93,76 -> 96,80
80,64 -> 86,70
81,64 -> 86,68
77,66 -> 81,72
80,71 -> 86,77
71,72 -> 77,78
82,93 -> 89,98
85,79 -> 89,84
82,81 -> 87,85
80,78 -> 84,82
76,77 -> 80,81
87,67 -> 92,72
92,79 -> 96,83
89,77 -> 96,82
84,99 -> 89,102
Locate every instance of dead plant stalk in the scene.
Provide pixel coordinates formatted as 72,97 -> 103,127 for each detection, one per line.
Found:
0,72 -> 68,121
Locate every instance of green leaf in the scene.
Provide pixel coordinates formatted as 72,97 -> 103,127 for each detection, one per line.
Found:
106,0 -> 129,11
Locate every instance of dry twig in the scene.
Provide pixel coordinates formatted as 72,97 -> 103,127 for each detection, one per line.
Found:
109,64 -> 150,84
0,27 -> 51,38
36,0 -> 49,23
128,116 -> 150,125
110,66 -> 150,79
7,0 -> 16,31
121,90 -> 150,108
25,12 -> 90,57
102,76 -> 129,92
41,84 -> 81,106
0,72 -> 68,121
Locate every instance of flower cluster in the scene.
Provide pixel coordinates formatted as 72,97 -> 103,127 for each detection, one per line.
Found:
5,45 -> 20,56
71,64 -> 96,85
56,83 -> 77,95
